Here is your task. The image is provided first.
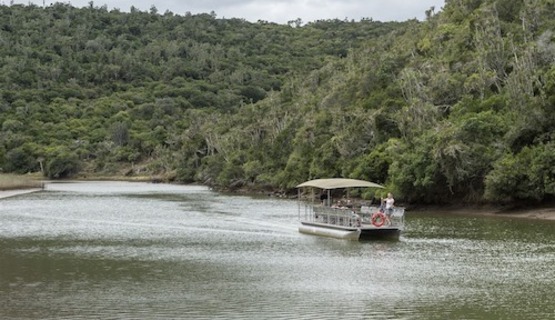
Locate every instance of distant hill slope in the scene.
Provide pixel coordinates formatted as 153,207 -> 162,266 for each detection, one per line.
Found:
2,1 -> 555,205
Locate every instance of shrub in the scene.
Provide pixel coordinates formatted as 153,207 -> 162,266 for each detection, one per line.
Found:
46,150 -> 81,179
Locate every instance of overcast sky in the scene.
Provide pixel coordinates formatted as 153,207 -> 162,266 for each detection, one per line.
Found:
9,0 -> 445,24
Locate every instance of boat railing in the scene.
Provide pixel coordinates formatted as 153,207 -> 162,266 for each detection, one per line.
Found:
360,206 -> 405,229
302,205 -> 404,229
305,206 -> 362,228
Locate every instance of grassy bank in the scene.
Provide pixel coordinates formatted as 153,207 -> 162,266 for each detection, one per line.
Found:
0,174 -> 44,191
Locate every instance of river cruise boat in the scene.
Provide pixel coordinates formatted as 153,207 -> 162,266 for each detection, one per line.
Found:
296,178 -> 404,241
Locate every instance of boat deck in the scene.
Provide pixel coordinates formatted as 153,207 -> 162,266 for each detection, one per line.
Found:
303,206 -> 404,228
299,206 -> 404,240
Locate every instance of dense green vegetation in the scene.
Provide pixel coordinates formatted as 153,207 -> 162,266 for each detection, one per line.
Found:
1,1 -> 554,205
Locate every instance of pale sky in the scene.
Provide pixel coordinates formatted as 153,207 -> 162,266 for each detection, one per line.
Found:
8,0 -> 445,24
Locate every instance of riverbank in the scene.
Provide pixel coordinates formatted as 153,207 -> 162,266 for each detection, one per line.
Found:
0,188 -> 43,199
0,174 -> 45,199
410,204 -> 555,221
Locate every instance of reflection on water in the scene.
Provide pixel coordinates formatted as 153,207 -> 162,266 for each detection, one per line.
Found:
1,181 -> 554,319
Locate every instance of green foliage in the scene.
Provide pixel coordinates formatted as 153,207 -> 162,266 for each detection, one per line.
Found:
239,86 -> 267,103
350,144 -> 391,184
111,121 -> 130,146
2,1 -> 555,205
3,145 -> 38,173
485,143 -> 555,202
309,140 -> 342,178
387,137 -> 446,203
45,147 -> 81,179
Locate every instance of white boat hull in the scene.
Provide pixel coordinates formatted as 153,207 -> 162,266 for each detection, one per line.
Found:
299,221 -> 402,241
299,224 -> 361,240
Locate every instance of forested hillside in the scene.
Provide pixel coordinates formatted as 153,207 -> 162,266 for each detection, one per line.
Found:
1,1 -> 555,205
0,3 -> 399,183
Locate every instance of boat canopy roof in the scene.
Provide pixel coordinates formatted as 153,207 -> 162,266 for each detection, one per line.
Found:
296,178 -> 384,190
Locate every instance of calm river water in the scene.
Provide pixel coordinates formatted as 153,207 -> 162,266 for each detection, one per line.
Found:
1,181 -> 554,319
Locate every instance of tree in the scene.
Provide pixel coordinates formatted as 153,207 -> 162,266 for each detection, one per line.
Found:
111,121 -> 129,146
45,148 -> 81,179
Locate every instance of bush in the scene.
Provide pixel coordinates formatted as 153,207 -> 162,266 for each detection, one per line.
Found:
46,150 -> 81,179
3,147 -> 37,173
485,143 -> 555,202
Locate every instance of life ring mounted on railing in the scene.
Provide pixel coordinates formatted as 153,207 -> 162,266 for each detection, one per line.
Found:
371,212 -> 386,227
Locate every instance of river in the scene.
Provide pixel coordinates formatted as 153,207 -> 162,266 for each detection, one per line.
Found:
1,181 -> 554,319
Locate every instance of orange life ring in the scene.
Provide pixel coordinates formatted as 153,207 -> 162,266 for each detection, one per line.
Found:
371,212 -> 386,227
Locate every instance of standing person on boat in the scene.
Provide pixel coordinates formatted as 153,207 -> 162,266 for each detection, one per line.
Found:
382,193 -> 395,216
